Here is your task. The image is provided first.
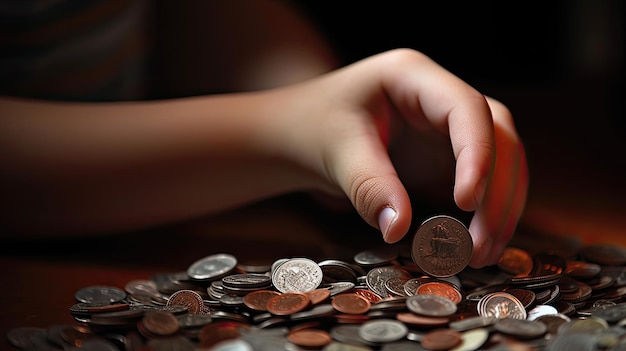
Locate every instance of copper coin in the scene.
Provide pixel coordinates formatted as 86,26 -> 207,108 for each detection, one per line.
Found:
242,289 -> 280,311
167,289 -> 205,314
411,215 -> 473,278
305,288 -> 331,305
396,312 -> 449,327
421,328 -> 462,350
287,328 -> 332,348
497,247 -> 534,277
142,311 -> 179,336
266,292 -> 310,316
415,281 -> 463,304
352,289 -> 383,303
331,293 -> 371,315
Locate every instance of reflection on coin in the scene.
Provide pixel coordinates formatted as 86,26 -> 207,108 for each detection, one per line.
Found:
477,292 -> 527,319
449,316 -> 498,332
187,253 -> 237,281
74,285 -> 127,304
271,257 -> 323,293
406,294 -> 457,317
358,319 -> 408,343
411,215 -> 473,278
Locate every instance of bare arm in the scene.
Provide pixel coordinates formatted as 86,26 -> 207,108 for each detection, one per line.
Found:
0,92 -> 316,237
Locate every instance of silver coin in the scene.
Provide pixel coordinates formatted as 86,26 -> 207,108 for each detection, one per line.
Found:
403,278 -> 422,296
222,273 -> 271,288
493,318 -> 548,340
187,253 -> 237,281
330,325 -> 378,347
358,319 -> 408,343
406,294 -> 457,317
477,292 -> 527,319
449,316 -> 498,332
384,276 -> 410,297
271,257 -> 323,293
366,266 -> 411,298
354,246 -> 399,266
74,285 -> 127,304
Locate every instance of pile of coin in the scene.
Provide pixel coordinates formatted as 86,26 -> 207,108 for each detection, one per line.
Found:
7,215 -> 626,351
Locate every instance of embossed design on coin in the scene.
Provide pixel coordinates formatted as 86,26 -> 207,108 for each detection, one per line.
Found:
477,292 -> 527,319
411,215 -> 473,278
271,257 -> 323,293
167,289 -> 206,314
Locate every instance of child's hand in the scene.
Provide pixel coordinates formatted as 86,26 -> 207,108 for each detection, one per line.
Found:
271,49 -> 528,268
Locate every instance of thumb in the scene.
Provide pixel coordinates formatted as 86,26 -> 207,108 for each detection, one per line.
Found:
331,131 -> 412,243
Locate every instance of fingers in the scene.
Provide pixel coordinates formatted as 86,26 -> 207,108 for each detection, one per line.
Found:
328,116 -> 413,243
469,98 -> 529,268
379,49 -> 496,215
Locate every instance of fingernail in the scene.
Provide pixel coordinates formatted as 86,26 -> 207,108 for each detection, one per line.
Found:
378,207 -> 397,242
474,177 -> 487,207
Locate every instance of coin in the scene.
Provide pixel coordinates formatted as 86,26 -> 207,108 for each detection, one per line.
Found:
332,293 -> 371,315
411,215 -> 473,278
74,285 -> 127,304
242,289 -> 280,311
497,247 -> 534,277
167,289 -> 206,314
141,311 -> 179,336
477,292 -> 527,319
421,329 -> 462,351
287,328 -> 332,348
358,319 -> 408,343
493,318 -> 547,340
187,253 -> 237,281
271,257 -> 323,293
406,294 -> 457,317
365,266 -> 411,298
305,288 -> 331,305
415,280 -> 463,304
266,292 -> 310,316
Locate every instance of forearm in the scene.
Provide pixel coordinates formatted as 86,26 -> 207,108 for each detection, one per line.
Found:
0,94 -> 312,237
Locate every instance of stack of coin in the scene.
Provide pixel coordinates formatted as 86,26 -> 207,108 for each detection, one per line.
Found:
8,216 -> 626,350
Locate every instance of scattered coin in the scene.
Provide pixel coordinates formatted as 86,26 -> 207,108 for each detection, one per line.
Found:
406,293 -> 457,317
167,289 -> 207,314
358,319 -> 408,343
266,292 -> 310,316
271,257 -> 323,293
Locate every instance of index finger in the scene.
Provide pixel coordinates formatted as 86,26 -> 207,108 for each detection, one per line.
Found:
379,49 -> 496,211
